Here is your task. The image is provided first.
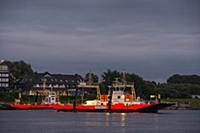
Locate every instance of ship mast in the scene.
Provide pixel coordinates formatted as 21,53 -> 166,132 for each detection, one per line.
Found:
42,78 -> 47,96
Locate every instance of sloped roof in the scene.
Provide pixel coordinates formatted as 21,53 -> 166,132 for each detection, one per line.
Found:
21,72 -> 83,84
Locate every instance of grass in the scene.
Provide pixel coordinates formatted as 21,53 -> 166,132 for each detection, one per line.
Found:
162,98 -> 200,106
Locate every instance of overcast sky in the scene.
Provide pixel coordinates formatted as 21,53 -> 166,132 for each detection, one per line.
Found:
0,0 -> 200,82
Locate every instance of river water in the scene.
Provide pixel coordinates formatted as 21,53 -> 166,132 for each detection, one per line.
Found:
0,110 -> 199,133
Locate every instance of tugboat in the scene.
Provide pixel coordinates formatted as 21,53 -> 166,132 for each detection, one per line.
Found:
56,80 -> 173,113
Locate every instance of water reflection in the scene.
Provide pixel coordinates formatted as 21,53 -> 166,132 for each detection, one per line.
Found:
105,113 -> 126,127
105,113 -> 110,127
1,110 -> 199,133
120,113 -> 126,127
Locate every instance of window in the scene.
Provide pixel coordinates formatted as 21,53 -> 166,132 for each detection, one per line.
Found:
0,74 -> 8,77
0,78 -> 8,82
0,83 -> 8,87
117,96 -> 121,99
5,83 -> 8,87
0,65 -> 8,71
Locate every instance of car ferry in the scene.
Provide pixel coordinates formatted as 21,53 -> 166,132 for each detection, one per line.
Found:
55,82 -> 173,113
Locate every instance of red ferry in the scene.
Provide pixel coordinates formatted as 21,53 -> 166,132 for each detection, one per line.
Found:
55,82 -> 173,113
8,82 -> 173,112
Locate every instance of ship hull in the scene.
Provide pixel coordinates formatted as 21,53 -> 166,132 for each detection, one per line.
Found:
8,104 -> 59,110
55,103 -> 174,113
7,103 -> 174,113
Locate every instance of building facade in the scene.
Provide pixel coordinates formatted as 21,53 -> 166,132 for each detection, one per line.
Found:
18,72 -> 84,96
0,60 -> 10,91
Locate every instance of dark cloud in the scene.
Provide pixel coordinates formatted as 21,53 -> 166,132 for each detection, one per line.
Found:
0,0 -> 200,82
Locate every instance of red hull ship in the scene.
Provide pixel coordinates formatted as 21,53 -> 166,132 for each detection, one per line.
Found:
8,104 -> 59,110
8,92 -> 60,110
54,82 -> 173,113
8,102 -> 172,113
55,102 -> 172,113
8,82 -> 173,112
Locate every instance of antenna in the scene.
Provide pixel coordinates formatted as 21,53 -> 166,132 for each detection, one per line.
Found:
42,78 -> 47,96
122,71 -> 127,84
89,73 -> 92,84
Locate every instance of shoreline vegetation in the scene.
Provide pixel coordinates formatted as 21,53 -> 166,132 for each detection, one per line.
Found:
162,98 -> 200,110
0,60 -> 200,110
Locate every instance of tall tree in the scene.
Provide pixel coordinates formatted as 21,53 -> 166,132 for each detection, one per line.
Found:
101,69 -> 121,85
101,69 -> 153,98
4,60 -> 33,81
84,73 -> 99,83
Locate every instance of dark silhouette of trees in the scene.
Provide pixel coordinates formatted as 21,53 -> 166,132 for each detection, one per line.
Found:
167,74 -> 200,85
84,73 -> 99,83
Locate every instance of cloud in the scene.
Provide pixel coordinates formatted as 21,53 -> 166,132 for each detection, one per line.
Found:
0,0 -> 200,82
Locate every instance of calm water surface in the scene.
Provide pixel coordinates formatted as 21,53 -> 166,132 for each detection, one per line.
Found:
0,110 -> 200,133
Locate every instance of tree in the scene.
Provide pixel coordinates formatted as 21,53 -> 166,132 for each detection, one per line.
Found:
4,60 -> 33,81
155,83 -> 200,98
101,69 -> 121,85
101,69 -> 154,98
84,73 -> 99,83
167,74 -> 200,85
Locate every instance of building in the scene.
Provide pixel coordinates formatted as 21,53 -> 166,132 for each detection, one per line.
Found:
0,60 -> 10,91
18,72 -> 84,96
192,95 -> 200,99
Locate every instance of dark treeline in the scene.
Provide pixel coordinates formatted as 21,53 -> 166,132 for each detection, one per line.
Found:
4,60 -> 200,99
85,70 -> 200,99
167,74 -> 200,85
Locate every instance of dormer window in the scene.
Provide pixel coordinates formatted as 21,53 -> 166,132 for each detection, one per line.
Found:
44,73 -> 51,78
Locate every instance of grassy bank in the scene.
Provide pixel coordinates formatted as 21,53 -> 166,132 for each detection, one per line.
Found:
162,98 -> 200,106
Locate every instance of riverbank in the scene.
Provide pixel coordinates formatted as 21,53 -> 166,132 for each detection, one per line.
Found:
162,98 -> 200,110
